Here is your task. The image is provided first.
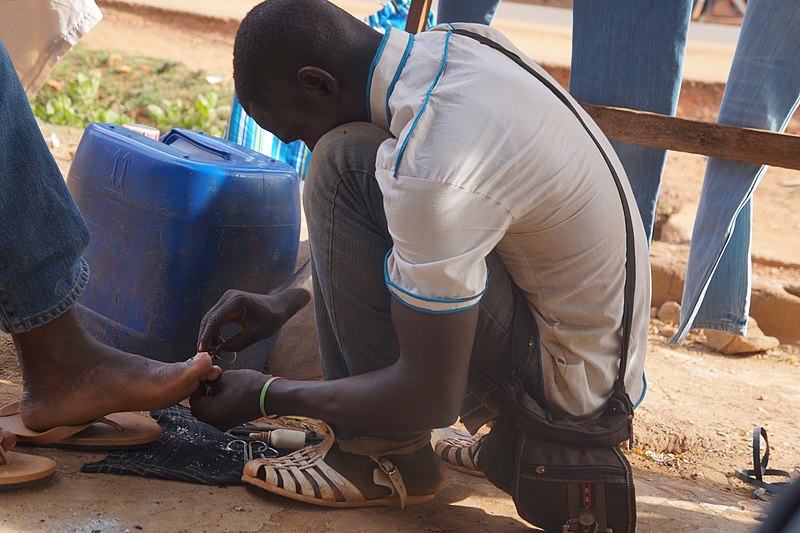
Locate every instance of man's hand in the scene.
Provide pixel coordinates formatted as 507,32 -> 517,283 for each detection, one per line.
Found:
190,369 -> 269,430
227,300 -> 481,436
197,288 -> 310,353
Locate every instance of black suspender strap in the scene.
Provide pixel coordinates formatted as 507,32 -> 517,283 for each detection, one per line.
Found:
451,29 -> 637,396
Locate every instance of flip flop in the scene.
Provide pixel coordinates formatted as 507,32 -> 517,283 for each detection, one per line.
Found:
0,402 -> 162,450
242,416 -> 435,508
0,428 -> 57,490
431,426 -> 485,478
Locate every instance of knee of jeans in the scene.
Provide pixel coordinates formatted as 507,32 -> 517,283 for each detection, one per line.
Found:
304,122 -> 390,213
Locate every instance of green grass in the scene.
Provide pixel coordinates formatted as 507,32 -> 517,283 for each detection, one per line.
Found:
31,47 -> 233,137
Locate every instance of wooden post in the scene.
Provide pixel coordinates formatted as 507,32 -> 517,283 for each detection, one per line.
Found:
581,104 -> 800,171
405,0 -> 433,34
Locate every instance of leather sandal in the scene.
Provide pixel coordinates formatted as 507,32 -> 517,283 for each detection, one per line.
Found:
242,417 -> 436,508
432,425 -> 485,477
0,427 -> 56,490
0,401 -> 162,450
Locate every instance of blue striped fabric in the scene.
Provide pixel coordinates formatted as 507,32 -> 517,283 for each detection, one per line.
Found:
224,0 -> 435,180
364,0 -> 435,33
226,93 -> 313,179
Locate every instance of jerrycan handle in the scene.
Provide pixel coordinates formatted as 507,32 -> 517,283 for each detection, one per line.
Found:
161,129 -> 237,162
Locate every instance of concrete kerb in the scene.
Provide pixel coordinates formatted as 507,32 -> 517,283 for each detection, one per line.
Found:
651,253 -> 800,345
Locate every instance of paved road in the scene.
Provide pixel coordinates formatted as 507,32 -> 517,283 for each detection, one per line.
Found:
118,0 -> 739,82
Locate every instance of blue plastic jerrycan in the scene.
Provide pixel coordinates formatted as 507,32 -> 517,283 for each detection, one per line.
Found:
68,123 -> 301,369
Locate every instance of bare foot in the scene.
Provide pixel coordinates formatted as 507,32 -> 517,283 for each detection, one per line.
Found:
12,309 -> 217,431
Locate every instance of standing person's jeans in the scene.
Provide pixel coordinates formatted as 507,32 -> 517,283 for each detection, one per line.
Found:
570,0 -> 800,341
0,39 -> 90,333
436,0 -> 501,25
570,0 -> 693,241
675,0 -> 800,341
303,122 -> 542,442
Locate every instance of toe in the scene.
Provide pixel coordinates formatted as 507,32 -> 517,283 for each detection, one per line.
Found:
1,430 -> 17,452
185,353 -> 213,378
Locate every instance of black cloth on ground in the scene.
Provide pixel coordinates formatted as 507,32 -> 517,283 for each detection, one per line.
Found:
81,405 -> 244,485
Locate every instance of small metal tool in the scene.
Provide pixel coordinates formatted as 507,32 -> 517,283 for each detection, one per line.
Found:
225,439 -> 278,462
208,336 -> 238,365
248,440 -> 278,459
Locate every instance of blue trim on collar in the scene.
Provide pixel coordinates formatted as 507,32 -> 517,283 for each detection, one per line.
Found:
385,33 -> 415,125
366,27 -> 392,124
393,30 -> 452,177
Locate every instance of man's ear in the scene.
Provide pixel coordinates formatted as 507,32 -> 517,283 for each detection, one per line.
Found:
297,67 -> 340,100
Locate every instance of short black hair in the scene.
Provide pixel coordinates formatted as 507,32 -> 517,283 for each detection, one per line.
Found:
233,0 -> 358,112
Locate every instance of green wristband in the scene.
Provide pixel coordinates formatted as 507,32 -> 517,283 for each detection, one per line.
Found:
259,376 -> 283,417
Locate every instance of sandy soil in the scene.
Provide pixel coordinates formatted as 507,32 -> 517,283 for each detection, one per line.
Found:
2,4 -> 799,532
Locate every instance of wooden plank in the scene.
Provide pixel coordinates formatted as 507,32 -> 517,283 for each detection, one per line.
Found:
405,0 -> 433,34
580,104 -> 800,171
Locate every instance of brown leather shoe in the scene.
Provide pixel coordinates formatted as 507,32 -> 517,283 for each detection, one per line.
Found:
243,419 -> 446,508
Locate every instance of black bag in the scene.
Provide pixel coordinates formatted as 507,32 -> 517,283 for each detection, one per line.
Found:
451,29 -> 640,532
474,370 -> 637,533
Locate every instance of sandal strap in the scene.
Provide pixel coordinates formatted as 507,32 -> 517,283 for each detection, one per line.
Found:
735,427 -> 792,494
437,436 -> 482,469
433,427 -> 483,473
0,429 -> 9,466
247,447 -> 368,505
0,402 -> 123,444
371,456 -> 408,509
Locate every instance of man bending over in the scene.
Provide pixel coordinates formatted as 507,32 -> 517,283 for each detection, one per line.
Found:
192,0 -> 651,507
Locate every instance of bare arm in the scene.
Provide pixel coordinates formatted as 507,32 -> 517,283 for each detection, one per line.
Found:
192,296 -> 479,435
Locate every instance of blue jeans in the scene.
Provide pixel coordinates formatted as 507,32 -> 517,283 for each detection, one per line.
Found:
303,122 -> 542,436
0,40 -> 90,333
436,0 -> 500,25
570,0 -> 693,241
675,0 -> 800,340
571,0 -> 800,339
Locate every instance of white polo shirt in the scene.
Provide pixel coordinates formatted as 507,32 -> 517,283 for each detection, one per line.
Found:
369,23 -> 651,419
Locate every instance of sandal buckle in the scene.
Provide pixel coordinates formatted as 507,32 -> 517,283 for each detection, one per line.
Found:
378,458 -> 398,476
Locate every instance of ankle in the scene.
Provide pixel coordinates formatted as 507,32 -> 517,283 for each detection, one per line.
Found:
13,309 -> 95,366
384,444 -> 446,496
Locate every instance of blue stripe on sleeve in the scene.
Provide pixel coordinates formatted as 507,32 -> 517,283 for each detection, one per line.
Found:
393,31 -> 452,177
382,248 -> 488,314
385,33 -> 414,125
388,291 -> 481,314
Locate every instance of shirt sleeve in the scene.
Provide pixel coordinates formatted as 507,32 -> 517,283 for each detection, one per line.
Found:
0,0 -> 103,96
379,171 -> 512,313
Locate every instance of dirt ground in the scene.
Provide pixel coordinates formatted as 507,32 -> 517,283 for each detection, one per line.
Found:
2,4 -> 799,532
